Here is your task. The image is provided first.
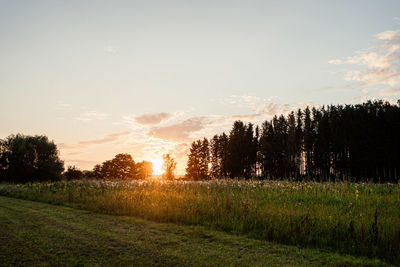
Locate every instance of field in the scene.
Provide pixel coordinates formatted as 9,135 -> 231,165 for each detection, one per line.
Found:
1,196 -> 388,266
0,179 -> 399,265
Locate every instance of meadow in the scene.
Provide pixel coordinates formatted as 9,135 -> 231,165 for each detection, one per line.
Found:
0,179 -> 399,264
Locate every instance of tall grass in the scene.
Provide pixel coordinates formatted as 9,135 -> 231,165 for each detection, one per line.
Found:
0,179 -> 399,263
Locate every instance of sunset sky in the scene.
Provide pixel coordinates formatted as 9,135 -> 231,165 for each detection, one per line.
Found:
1,0 -> 400,174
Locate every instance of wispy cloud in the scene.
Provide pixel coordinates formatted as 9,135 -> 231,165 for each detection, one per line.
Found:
380,87 -> 400,96
75,111 -> 109,122
57,102 -> 72,110
228,103 -> 290,120
146,101 -> 293,142
221,94 -> 263,109
59,131 -> 130,149
328,59 -> 343,65
134,112 -> 173,125
148,117 -> 209,141
104,45 -> 119,53
329,29 -> 400,89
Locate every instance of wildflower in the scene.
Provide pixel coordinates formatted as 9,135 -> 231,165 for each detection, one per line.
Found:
355,188 -> 359,200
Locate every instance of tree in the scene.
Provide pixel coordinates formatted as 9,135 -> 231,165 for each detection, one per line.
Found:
0,134 -> 64,183
287,112 -> 298,179
210,133 -> 229,178
162,154 -> 177,180
64,165 -> 84,180
227,121 -> 247,178
186,138 -> 210,180
100,153 -> 136,179
186,140 -> 202,180
210,135 -> 221,178
303,107 -> 314,178
136,161 -> 153,179
185,99 -> 400,182
199,138 -> 210,179
92,164 -> 103,178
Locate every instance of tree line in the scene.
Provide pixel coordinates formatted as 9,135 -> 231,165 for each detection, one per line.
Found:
2,100 -> 399,183
186,100 -> 400,183
0,134 -> 177,183
68,153 -> 177,180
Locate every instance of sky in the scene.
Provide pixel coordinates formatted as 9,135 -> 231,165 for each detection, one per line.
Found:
1,0 -> 400,174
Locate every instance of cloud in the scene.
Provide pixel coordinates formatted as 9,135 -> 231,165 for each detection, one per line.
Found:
104,45 -> 119,53
134,112 -> 173,125
229,103 -> 290,121
59,131 -> 130,149
329,29 -> 400,89
148,117 -> 209,141
328,59 -> 343,65
57,102 -> 72,110
75,111 -> 109,122
380,87 -> 400,96
145,102 -> 291,142
221,94 -> 263,109
376,30 -> 400,41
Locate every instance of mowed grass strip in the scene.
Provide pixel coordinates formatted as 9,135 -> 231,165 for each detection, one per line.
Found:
0,196 -> 387,266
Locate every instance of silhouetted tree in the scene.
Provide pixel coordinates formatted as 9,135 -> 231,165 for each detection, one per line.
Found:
243,123 -> 257,178
191,99 -> 400,182
227,121 -> 247,178
199,138 -> 210,179
209,133 -> 230,178
100,153 -> 136,179
91,164 -> 103,178
0,134 -> 64,183
210,135 -> 221,178
186,138 -> 210,180
64,165 -> 84,180
303,107 -> 314,178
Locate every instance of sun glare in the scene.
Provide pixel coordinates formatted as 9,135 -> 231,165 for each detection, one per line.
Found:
151,157 -> 163,176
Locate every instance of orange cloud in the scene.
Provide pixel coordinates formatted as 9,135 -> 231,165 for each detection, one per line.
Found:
59,131 -> 131,149
134,112 -> 173,125
148,117 -> 208,141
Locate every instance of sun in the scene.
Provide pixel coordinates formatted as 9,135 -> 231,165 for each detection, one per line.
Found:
150,157 -> 163,176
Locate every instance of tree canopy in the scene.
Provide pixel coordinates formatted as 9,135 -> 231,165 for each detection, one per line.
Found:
0,134 -> 64,183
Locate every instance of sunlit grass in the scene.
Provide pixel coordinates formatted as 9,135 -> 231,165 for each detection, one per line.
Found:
0,179 -> 399,263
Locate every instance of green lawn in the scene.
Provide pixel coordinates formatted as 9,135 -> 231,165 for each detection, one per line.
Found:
0,196 -> 387,266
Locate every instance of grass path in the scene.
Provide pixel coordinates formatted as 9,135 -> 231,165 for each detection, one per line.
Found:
0,196 -> 387,266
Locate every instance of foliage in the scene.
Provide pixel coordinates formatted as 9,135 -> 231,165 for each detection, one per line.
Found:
0,134 -> 64,183
162,154 -> 177,180
94,153 -> 137,179
1,179 -> 398,264
210,133 -> 229,178
64,166 -> 84,180
136,161 -> 153,179
186,138 -> 209,180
